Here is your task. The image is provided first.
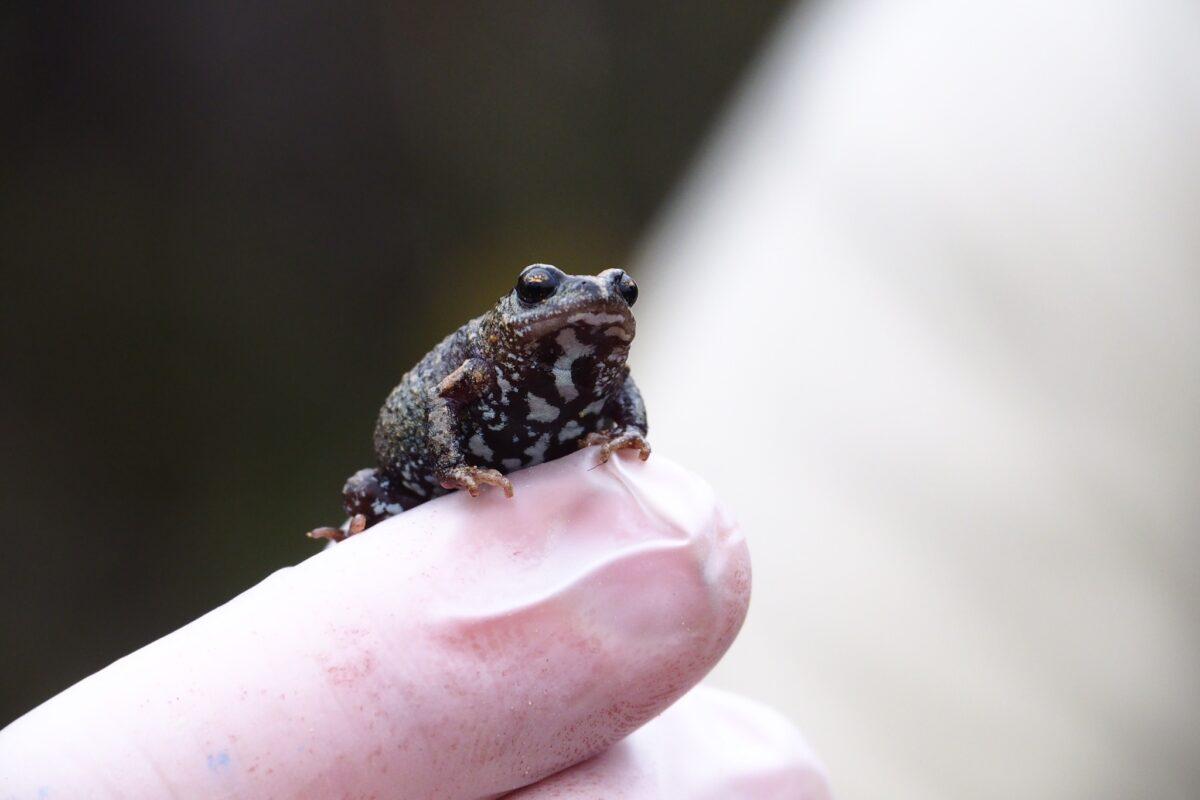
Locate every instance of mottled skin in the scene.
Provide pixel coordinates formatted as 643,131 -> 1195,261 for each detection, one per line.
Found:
309,265 -> 649,541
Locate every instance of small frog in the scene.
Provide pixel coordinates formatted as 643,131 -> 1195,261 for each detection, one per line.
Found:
308,264 -> 650,542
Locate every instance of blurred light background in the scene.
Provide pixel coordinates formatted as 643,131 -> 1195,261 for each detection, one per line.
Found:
4,1 -> 1199,798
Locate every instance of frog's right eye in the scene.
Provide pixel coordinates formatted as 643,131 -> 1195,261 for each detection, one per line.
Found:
516,264 -> 561,304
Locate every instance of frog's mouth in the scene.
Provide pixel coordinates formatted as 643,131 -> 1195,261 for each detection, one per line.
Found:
514,299 -> 635,344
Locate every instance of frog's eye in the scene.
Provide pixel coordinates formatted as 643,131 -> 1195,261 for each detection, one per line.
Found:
612,270 -> 638,307
516,264 -> 561,304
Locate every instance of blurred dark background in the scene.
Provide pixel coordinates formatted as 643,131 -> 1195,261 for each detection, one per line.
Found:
0,1 -> 785,722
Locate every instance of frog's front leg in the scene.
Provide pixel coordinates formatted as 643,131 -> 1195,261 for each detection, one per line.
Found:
581,373 -> 651,463
431,357 -> 515,498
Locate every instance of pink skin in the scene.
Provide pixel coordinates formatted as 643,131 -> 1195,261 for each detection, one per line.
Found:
508,686 -> 832,799
0,451 -> 755,799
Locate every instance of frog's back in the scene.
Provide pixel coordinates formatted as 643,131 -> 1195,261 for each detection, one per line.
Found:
372,321 -> 477,498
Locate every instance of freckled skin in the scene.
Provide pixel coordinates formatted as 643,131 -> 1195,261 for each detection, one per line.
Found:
309,265 -> 650,542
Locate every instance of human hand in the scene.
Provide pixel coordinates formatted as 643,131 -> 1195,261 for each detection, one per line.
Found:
0,451 -> 829,799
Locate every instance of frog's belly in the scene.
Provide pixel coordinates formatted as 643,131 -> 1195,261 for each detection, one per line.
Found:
464,391 -> 608,473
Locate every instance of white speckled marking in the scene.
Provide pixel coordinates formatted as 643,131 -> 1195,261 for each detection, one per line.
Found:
495,369 -> 515,401
579,399 -> 606,417
558,420 -> 584,442
602,325 -> 631,340
526,392 -> 560,423
502,457 -> 522,471
468,432 -> 494,460
553,328 -> 593,402
523,433 -> 550,465
568,311 -> 626,326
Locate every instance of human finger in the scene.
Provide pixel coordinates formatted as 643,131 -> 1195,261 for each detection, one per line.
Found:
505,685 -> 831,800
0,450 -> 749,800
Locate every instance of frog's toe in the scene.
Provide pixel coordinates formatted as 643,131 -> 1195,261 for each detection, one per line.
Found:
306,526 -> 346,543
441,466 -> 515,498
580,430 -> 652,463
305,513 -> 368,544
477,468 -> 515,498
580,432 -> 608,449
443,469 -> 478,495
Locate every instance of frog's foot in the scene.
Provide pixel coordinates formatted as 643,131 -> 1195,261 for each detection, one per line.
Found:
579,429 -> 652,464
307,466 -> 411,543
307,525 -> 344,543
306,513 -> 368,543
440,466 -> 515,498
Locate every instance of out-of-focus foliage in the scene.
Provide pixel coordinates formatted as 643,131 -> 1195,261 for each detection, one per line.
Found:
0,0 -> 786,722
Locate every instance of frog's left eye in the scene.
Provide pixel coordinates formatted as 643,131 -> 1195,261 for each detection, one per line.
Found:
516,264 -> 561,304
613,270 -> 638,307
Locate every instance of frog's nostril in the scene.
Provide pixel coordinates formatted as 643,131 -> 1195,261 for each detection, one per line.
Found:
571,276 -> 605,299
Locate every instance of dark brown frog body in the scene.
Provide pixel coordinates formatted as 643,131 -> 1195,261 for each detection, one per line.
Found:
309,264 -> 649,541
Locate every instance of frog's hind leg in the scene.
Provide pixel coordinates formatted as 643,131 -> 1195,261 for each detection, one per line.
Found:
306,467 -> 412,542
